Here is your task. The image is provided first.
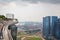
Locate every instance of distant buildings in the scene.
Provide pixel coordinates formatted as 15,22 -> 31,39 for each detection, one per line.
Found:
43,16 -> 60,40
6,14 -> 14,19
17,22 -> 42,35
17,22 -> 42,31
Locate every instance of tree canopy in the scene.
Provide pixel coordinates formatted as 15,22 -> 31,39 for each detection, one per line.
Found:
0,15 -> 7,20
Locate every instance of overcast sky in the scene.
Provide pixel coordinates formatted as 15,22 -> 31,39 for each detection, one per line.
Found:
0,0 -> 60,22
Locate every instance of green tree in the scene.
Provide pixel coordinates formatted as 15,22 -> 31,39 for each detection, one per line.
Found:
0,15 -> 7,20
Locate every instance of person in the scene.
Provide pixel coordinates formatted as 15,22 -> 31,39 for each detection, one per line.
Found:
0,23 -> 3,39
8,25 -> 17,40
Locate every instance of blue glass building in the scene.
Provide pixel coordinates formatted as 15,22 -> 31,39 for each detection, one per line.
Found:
55,18 -> 60,39
51,16 -> 58,36
43,16 -> 58,40
43,16 -> 50,40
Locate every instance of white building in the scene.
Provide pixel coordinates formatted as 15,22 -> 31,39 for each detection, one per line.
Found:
6,14 -> 14,19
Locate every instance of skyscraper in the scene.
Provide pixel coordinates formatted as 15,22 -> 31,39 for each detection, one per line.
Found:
43,16 -> 50,40
55,18 -> 60,39
50,16 -> 58,36
43,16 -> 58,40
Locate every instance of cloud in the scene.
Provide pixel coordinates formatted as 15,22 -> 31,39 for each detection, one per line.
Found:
0,0 -> 28,6
0,0 -> 60,4
0,0 -> 60,5
22,0 -> 60,4
0,0 -> 17,5
0,0 -> 60,22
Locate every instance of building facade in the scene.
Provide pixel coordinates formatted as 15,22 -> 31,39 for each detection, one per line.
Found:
55,18 -> 60,39
43,16 -> 58,40
6,14 -> 14,19
50,16 -> 58,36
43,16 -> 50,40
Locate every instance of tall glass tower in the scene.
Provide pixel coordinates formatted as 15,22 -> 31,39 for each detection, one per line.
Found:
43,16 -> 58,40
50,16 -> 58,36
43,16 -> 50,40
55,18 -> 60,39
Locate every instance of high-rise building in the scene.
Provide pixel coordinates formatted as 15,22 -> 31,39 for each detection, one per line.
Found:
55,18 -> 60,39
43,16 -> 58,40
50,16 -> 58,36
43,16 -> 50,40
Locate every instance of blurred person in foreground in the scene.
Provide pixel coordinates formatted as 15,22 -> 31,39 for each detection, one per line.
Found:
0,23 -> 4,39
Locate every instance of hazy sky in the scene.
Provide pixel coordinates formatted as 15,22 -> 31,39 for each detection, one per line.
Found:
0,0 -> 60,22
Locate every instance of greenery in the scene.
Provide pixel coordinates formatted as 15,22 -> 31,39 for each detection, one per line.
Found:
17,32 -> 42,40
0,15 -> 8,20
17,32 -> 26,36
26,37 -> 42,40
17,37 -> 21,40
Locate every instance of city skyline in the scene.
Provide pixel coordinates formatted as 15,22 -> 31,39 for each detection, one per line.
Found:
0,0 -> 60,22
